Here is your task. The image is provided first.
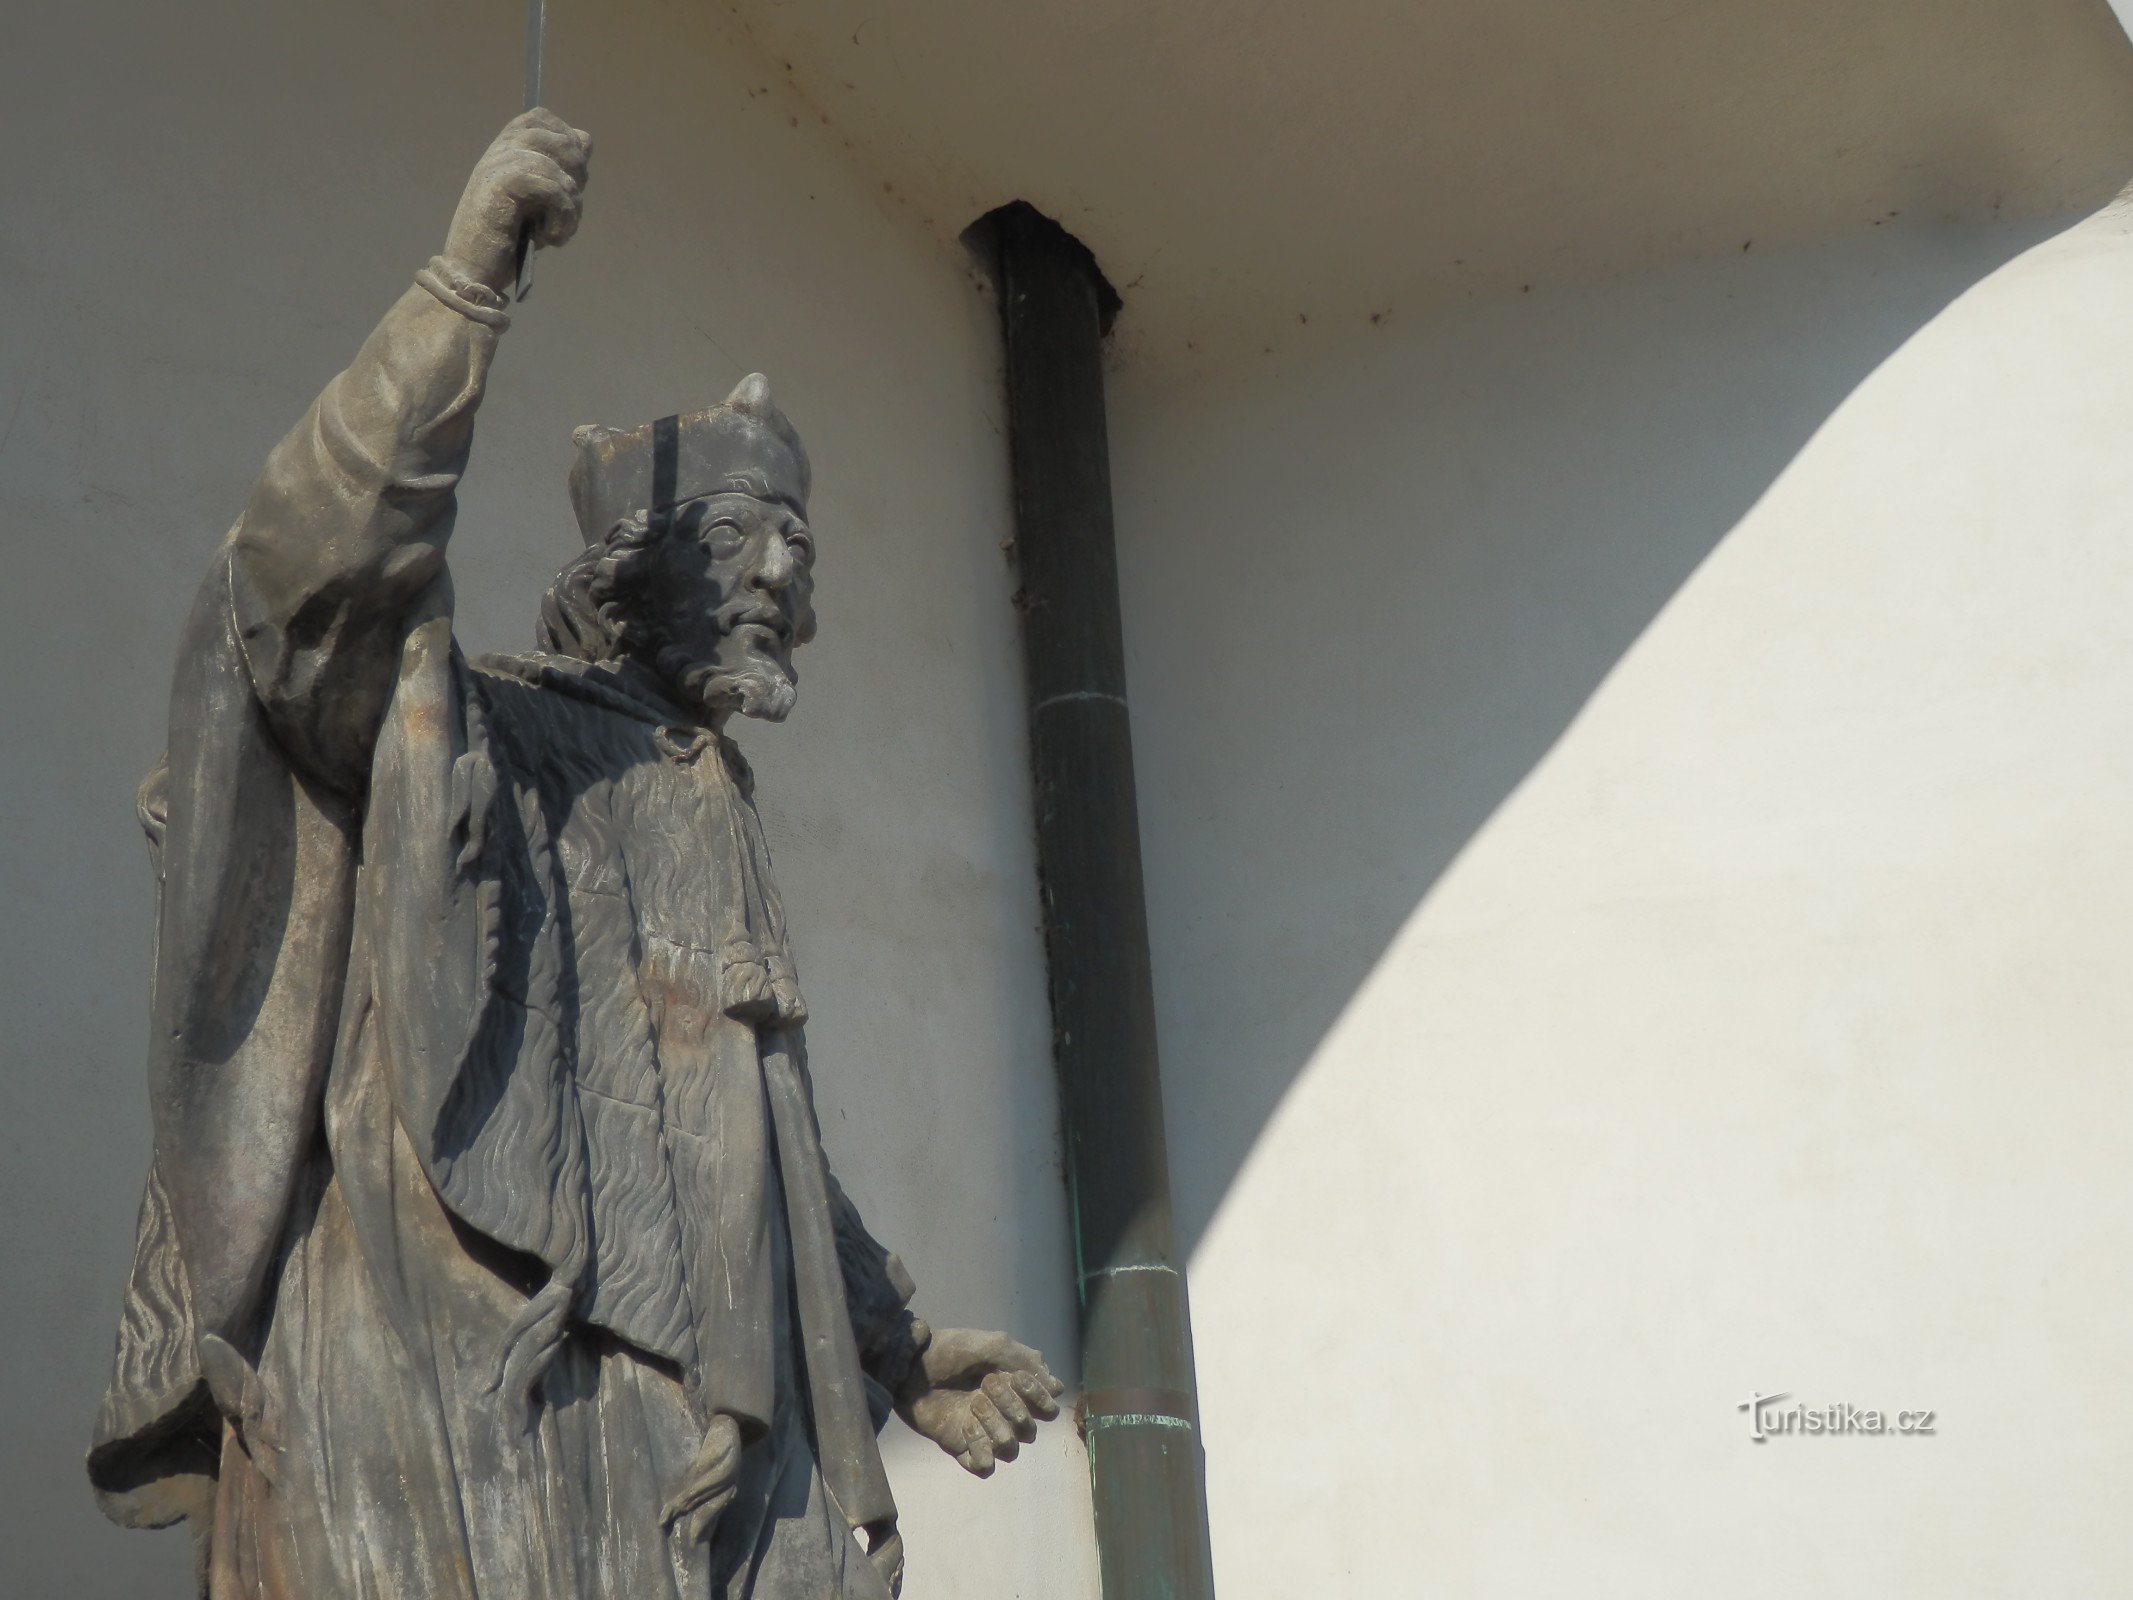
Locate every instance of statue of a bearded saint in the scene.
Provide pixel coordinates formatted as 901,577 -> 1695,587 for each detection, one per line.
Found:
84,111 -> 1063,1600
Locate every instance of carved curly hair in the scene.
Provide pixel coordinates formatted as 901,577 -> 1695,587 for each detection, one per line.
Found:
534,509 -> 705,685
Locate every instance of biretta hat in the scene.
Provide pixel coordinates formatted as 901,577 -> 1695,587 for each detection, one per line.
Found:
568,372 -> 810,544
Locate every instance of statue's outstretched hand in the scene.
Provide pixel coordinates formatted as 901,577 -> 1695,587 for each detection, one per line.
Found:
441,108 -> 592,293
897,1328 -> 1065,1477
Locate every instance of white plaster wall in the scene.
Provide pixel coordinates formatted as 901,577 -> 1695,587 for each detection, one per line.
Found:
1112,207 -> 2133,1595
0,1 -> 1094,1595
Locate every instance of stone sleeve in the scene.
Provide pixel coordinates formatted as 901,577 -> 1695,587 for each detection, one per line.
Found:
824,1169 -> 932,1421
219,263 -> 508,790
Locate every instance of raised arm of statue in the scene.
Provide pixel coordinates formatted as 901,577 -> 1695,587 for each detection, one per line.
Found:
222,110 -> 591,789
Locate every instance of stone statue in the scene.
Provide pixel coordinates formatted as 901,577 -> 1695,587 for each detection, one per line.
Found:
85,111 -> 1063,1600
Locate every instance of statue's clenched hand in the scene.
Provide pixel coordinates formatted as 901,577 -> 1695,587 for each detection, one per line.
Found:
897,1328 -> 1065,1477
441,108 -> 592,293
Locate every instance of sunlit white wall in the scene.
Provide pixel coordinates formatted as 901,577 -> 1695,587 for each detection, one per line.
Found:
1113,202 -> 2133,1596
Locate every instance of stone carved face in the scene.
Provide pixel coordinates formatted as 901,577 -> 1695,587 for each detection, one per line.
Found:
633,492 -> 818,722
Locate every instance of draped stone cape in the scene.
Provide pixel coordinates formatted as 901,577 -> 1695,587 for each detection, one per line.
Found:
84,272 -> 917,1594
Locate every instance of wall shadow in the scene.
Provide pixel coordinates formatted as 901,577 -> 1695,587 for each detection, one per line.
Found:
1106,213 -> 2080,1254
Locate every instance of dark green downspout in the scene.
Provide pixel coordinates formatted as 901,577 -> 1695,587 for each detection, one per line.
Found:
968,201 -> 1216,1600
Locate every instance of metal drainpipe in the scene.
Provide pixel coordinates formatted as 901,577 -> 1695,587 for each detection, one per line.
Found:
967,200 -> 1216,1600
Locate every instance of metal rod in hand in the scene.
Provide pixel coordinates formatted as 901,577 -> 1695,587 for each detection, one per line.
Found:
513,0 -> 548,301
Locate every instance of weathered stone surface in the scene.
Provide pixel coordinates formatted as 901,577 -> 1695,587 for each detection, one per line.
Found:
86,111 -> 1060,1600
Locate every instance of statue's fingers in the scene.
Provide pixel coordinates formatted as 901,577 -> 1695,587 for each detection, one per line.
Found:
533,192 -> 584,249
680,1482 -> 735,1545
515,186 -> 582,250
1009,1369 -> 1062,1421
968,1390 -> 1020,1454
491,152 -> 585,247
660,1415 -> 742,1532
982,1373 -> 1038,1441
1006,1346 -> 1065,1395
500,124 -> 591,182
988,1336 -> 1047,1373
492,148 -> 580,200
959,1421 -> 995,1476
508,106 -> 576,139
660,1472 -> 727,1529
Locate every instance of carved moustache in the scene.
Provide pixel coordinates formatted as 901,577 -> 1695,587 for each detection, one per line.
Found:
714,600 -> 797,650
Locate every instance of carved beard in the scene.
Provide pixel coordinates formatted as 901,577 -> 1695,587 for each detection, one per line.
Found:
666,651 -> 798,723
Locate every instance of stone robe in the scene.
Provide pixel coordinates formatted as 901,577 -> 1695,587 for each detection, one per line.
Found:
86,269 -> 917,1599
